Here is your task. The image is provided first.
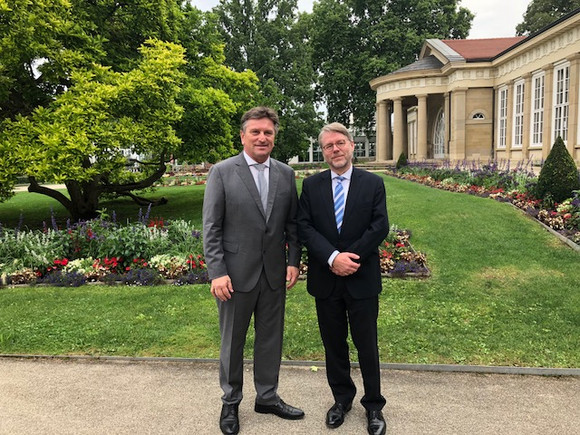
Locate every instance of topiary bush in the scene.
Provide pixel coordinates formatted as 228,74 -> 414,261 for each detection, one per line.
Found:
396,152 -> 408,169
535,136 -> 580,204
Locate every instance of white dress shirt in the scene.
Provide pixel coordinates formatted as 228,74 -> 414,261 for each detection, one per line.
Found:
243,151 -> 270,193
328,166 -> 353,266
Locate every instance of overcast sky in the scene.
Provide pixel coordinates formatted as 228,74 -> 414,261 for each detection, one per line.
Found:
191,0 -> 531,39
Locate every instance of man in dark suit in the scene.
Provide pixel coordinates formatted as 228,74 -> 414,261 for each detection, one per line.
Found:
298,122 -> 389,435
203,107 -> 304,435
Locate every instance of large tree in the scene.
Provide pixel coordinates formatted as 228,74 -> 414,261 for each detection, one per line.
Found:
309,0 -> 473,130
214,0 -> 322,163
1,40 -> 186,220
0,1 -> 257,217
516,0 -> 580,36
176,5 -> 258,164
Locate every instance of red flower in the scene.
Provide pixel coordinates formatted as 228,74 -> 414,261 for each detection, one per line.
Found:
148,217 -> 165,228
53,258 -> 69,267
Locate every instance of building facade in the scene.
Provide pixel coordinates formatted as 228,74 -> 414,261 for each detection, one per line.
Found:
289,127 -> 376,164
370,9 -> 580,165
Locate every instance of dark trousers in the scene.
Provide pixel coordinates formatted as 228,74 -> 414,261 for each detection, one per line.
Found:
315,279 -> 386,411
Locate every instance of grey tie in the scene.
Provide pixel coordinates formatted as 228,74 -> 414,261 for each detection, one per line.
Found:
255,163 -> 268,210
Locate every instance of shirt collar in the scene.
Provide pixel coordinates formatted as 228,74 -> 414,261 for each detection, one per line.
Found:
243,151 -> 270,168
331,166 -> 353,180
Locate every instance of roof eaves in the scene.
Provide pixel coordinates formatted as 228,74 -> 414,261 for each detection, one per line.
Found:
491,7 -> 580,61
426,38 -> 465,63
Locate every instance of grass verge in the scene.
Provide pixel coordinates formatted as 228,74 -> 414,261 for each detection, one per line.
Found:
0,175 -> 578,367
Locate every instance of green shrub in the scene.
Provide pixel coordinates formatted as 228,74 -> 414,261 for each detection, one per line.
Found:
396,152 -> 408,169
535,136 -> 580,203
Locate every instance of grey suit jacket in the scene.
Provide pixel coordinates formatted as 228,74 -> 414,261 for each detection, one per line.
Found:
203,153 -> 300,293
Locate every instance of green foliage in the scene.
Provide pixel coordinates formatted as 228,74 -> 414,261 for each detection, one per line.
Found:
175,5 -> 259,164
0,216 -> 204,276
1,40 -> 186,219
0,1 -> 258,215
215,0 -> 322,162
396,152 -> 408,169
536,137 -> 580,203
309,0 -> 473,129
1,178 -> 579,367
516,0 -> 580,36
0,228 -> 70,274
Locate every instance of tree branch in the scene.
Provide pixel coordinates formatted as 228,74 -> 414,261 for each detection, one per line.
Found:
117,191 -> 168,207
127,158 -> 168,166
101,152 -> 168,193
27,177 -> 72,209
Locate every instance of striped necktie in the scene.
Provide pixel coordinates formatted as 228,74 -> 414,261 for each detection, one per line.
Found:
334,176 -> 345,233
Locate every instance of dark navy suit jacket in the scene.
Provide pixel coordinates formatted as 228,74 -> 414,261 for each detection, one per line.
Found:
298,167 -> 389,299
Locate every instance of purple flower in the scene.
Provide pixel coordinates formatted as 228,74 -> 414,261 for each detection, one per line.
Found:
50,207 -> 58,231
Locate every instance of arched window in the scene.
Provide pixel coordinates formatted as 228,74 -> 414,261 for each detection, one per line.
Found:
472,112 -> 485,119
433,109 -> 445,158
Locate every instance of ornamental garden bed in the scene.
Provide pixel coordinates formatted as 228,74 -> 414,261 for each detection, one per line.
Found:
1,212 -> 429,287
386,161 -> 580,247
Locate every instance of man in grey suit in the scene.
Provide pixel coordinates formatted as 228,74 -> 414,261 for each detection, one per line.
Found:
203,106 -> 304,435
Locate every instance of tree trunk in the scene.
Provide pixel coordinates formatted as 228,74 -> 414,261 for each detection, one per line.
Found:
27,155 -> 169,221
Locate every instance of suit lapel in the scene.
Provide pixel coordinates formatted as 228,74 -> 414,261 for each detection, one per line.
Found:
235,153 -> 267,219
342,167 -> 361,232
266,160 -> 280,222
320,170 -> 336,228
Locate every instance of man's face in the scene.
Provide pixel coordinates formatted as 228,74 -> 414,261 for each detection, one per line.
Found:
320,131 -> 354,174
240,118 -> 275,163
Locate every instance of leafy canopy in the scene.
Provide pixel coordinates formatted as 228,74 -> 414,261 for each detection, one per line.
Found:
308,0 -> 473,130
516,0 -> 580,36
214,0 -> 322,163
0,1 -> 257,219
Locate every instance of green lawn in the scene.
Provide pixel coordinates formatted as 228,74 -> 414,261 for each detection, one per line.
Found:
0,184 -> 205,229
0,175 -> 579,367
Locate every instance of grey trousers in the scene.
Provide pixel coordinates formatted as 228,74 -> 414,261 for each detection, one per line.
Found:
217,271 -> 286,405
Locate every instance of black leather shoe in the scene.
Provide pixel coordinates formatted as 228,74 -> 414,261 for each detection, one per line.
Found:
219,404 -> 239,435
326,402 -> 352,428
366,410 -> 386,435
254,399 -> 305,420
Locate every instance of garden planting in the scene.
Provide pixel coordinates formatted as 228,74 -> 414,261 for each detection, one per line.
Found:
0,207 -> 428,286
387,159 -> 580,246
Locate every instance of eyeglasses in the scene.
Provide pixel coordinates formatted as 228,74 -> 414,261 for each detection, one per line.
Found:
321,140 -> 349,152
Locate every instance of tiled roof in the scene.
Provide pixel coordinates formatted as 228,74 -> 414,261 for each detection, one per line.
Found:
391,55 -> 444,74
441,37 -> 526,61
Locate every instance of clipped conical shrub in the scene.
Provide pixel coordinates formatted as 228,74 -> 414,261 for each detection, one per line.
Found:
536,136 -> 580,203
396,152 -> 408,169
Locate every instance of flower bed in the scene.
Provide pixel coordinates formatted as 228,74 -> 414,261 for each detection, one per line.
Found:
299,225 -> 429,279
378,228 -> 430,277
388,162 -> 580,246
1,212 -> 428,287
0,210 -> 209,287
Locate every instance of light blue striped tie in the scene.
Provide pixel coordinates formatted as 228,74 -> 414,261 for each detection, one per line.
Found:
334,176 -> 345,233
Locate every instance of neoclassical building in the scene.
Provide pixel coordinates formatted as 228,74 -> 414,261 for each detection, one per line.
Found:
370,8 -> 580,164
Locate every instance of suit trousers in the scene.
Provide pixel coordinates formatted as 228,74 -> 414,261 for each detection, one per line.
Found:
217,270 -> 285,406
315,279 -> 386,411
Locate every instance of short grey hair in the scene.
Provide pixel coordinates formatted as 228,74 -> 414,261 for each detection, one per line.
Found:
241,106 -> 280,133
318,122 -> 353,144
